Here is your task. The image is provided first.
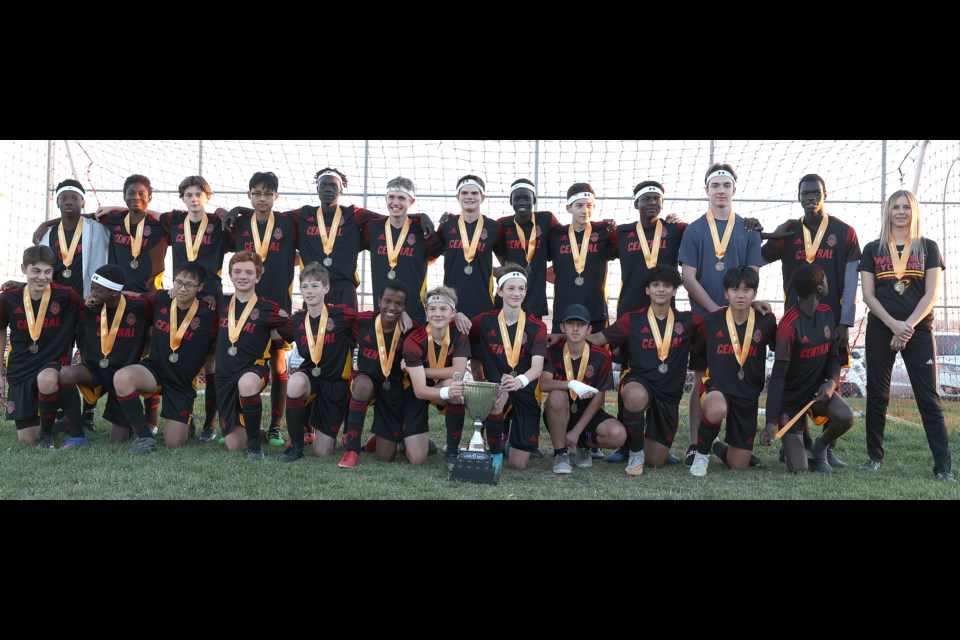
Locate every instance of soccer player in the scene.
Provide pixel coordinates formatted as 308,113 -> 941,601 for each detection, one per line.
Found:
761,264 -> 855,473
215,251 -> 293,461
438,176 -> 504,332
760,174 -> 861,468
39,180 -> 110,298
588,266 -> 705,475
100,175 -> 170,293
541,304 -> 626,474
469,263 -> 548,474
548,183 -> 615,334
858,191 -> 953,481
689,267 -> 777,476
339,280 -> 416,468
677,163 -> 763,466
55,264 -> 154,450
110,262 -> 219,452
403,286 -> 470,469
363,177 -> 442,324
0,246 -> 84,445
280,262 -> 358,463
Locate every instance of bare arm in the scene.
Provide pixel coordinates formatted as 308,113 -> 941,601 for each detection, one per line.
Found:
681,264 -> 720,314
407,364 -> 464,404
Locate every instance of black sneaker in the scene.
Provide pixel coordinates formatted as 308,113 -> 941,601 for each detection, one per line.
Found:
779,447 -> 786,464
187,421 -> 196,440
198,427 -> 218,443
936,471 -> 955,482
129,437 -> 157,455
666,453 -> 682,465
808,458 -> 834,474
54,418 -> 69,434
427,439 -> 439,455
444,452 -> 459,472
83,418 -> 96,434
531,447 -> 545,459
859,459 -> 882,473
684,444 -> 698,467
826,447 -> 848,469
35,435 -> 55,449
279,445 -> 303,463
247,438 -> 264,461
749,454 -> 763,468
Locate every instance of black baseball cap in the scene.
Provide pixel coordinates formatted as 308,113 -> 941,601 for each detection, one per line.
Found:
560,304 -> 591,324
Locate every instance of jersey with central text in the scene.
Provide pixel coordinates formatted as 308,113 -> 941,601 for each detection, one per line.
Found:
548,223 -> 615,324
147,289 -> 219,388
291,305 -> 358,382
469,311 -> 548,382
496,212 -> 560,318
161,211 -> 229,296
698,308 -> 777,401
80,293 -> 153,370
291,205 -> 379,289
0,285 -> 85,379
403,324 -> 472,382
105,212 -> 169,293
545,341 -> 615,410
355,311 -> 413,385
232,212 -> 298,312
437,215 -> 503,320
772,304 -> 839,413
614,220 -> 686,318
215,294 -> 293,378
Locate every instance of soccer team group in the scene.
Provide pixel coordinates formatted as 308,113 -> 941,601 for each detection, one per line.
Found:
0,161 -> 954,482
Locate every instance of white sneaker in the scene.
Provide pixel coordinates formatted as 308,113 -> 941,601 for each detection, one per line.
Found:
553,452 -> 573,474
575,448 -> 593,468
690,452 -> 710,477
625,451 -> 645,477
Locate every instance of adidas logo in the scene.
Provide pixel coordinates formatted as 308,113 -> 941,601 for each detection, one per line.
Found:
242,231 -> 251,237
927,359 -> 934,365
716,330 -> 725,338
641,326 -> 650,334
488,330 -> 497,337
628,232 -> 636,238
14,306 -> 22,313
802,336 -> 810,343
364,335 -> 372,342
794,238 -> 804,245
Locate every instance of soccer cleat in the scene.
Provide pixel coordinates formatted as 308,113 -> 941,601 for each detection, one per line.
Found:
198,427 -> 218,443
364,436 -> 379,453
83,418 -> 96,434
129,437 -> 157,455
625,451 -> 645,477
60,437 -> 89,450
427,439 -> 439,455
246,438 -> 264,461
575,448 -> 593,468
35,436 -> 55,450
187,421 -> 196,440
749,454 -> 763,468
684,444 -> 697,467
936,471 -> 956,482
266,427 -> 285,447
590,448 -> 605,459
606,447 -> 627,463
338,451 -> 359,469
553,452 -> 573,474
444,452 -> 459,472
807,438 -> 833,474
859,459 -> 882,473
149,425 -> 159,437
491,453 -> 504,476
690,453 -> 710,477
279,444 -> 304,463
666,453 -> 682,465
826,448 -> 848,469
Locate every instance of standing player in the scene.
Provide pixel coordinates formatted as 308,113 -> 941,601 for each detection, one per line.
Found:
588,266 -> 705,475
215,251 -> 293,461
280,263 -> 357,463
338,281 -> 416,468
677,163 -> 763,466
110,262 -> 218,452
760,174 -> 861,467
689,267 -> 777,476
0,246 -> 84,445
39,180 -> 110,298
858,191 -> 952,481
549,183 -> 615,334
761,264 -> 855,473
403,286 -> 470,469
541,304 -> 626,474
469,264 -> 548,474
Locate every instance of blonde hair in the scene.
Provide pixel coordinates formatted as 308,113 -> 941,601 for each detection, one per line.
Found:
424,285 -> 458,307
878,190 -> 924,256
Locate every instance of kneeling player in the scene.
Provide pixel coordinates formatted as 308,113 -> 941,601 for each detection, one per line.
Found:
761,264 -> 855,473
541,304 -> 625,474
0,246 -> 84,445
111,262 -> 218,453
403,286 -> 469,469
689,267 -> 776,476
281,262 -> 357,463
589,266 -> 703,475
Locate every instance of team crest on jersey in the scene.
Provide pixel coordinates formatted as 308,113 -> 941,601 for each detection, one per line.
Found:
273,229 -> 283,240
591,233 -> 599,242
49,302 -> 61,316
827,234 -> 837,247
585,365 -> 595,379
824,326 -> 831,339
249,309 -> 260,321
674,322 -> 684,335
5,400 -> 14,413
521,333 -> 528,345
481,229 -> 489,241
126,313 -> 137,326
407,234 -> 416,246
143,226 -> 151,237
161,307 -> 169,315
661,228 -> 669,237
190,317 -> 201,330
327,318 -> 335,331
205,224 -> 214,235
753,329 -> 763,343
535,225 -> 543,238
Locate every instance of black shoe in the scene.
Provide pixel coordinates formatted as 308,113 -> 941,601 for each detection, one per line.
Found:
826,448 -> 847,469
444,452 -> 459,472
187,422 -> 196,440
666,453 -> 682,465
83,418 -> 96,434
279,445 -> 304,463
129,437 -> 157,455
54,418 -> 69,434
936,471 -> 955,482
247,438 -> 264,461
198,427 -> 218,443
530,447 -> 544,459
779,447 -> 786,464
398,441 -> 406,454
35,435 -> 55,449
428,439 -> 439,455
808,458 -> 834,474
684,444 -> 698,467
749,454 -> 763,468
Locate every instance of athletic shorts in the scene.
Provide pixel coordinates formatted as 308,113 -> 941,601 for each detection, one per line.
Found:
216,364 -> 269,436
298,370 -> 350,440
620,370 -> 680,448
4,363 -> 61,423
140,359 -> 198,425
702,382 -> 760,451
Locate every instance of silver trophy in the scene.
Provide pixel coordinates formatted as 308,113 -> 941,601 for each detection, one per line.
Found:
449,380 -> 505,485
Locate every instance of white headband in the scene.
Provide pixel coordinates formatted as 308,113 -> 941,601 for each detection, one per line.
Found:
387,188 -> 416,200
567,192 -> 595,206
634,186 -> 664,202
497,272 -> 528,288
56,186 -> 85,199
91,273 -> 123,292
510,183 -> 536,197
457,179 -> 486,196
706,170 -> 736,185
426,295 -> 455,308
318,171 -> 343,184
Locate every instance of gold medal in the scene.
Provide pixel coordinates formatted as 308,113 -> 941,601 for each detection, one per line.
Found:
23,285 -> 51,354
124,214 -> 145,269
636,219 -> 663,269
726,307 -> 756,384
99,295 -> 127,369
57,219 -> 83,277
458,216 -> 485,277
568,222 -> 592,283
706,211 -> 734,269
888,235 -> 913,294
384,217 -> 411,278
169,353 -> 180,363
316,206 -> 343,268
183,213 -> 209,261
648,307 -> 675,376
251,213 -> 276,262
305,306 -> 330,372
498,311 -> 527,376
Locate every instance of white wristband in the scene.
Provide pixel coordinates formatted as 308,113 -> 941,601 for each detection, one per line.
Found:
439,387 -> 451,401
517,374 -> 530,388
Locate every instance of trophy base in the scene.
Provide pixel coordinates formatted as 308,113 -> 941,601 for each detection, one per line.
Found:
449,451 -> 498,486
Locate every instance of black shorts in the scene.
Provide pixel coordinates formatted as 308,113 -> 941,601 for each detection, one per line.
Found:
271,338 -> 293,353
326,282 -> 358,312
300,372 -> 350,439
4,363 -> 61,423
365,380 -> 429,443
777,400 -> 829,437
502,387 -> 543,453
215,365 -> 269,436
620,371 -> 680,448
567,406 -> 616,447
77,363 -> 128,427
703,383 -> 760,451
140,359 -> 199,425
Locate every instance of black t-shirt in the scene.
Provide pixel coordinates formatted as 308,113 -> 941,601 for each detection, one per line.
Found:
469,310 -> 548,382
215,294 -> 293,378
105,212 -> 169,293
696,308 -> 777,401
161,211 -> 229,296
614,220 -> 686,318
548,223 -> 615,324
770,304 -> 839,419
232,212 -> 298,312
437,215 -> 503,320
81,293 -> 153,370
291,205 -> 380,290
545,341 -> 615,411
859,238 -> 945,328
762,215 -> 861,326
290,305 -> 358,381
0,284 -> 85,380
147,290 -> 218,387
495,212 -> 559,318
48,221 -> 85,297
355,311 -> 413,385
602,308 -> 704,399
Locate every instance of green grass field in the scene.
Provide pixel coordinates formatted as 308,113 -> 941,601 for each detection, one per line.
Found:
2,395 -> 958,500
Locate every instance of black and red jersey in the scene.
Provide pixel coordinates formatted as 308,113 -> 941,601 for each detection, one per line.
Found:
104,212 -> 169,293
437,215 -> 503,320
291,205 -> 380,290
614,220 -> 686,318
403,324 -> 472,372
697,308 -> 777,401
147,290 -> 219,388
545,341 -> 614,409
548,223 -> 615,324
469,310 -> 548,382
859,238 -> 944,328
80,292 -> 153,370
47,221 -> 86,296
232,211 -> 298,312
290,304 -> 358,382
0,284 -> 85,378
495,212 -> 560,318
215,294 -> 293,377
161,211 -> 229,296
769,304 -> 840,419
355,312 -> 413,385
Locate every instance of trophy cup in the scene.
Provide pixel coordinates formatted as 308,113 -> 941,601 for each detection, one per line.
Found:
449,380 -> 504,485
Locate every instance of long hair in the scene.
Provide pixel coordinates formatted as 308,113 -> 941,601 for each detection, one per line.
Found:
877,190 -> 924,257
